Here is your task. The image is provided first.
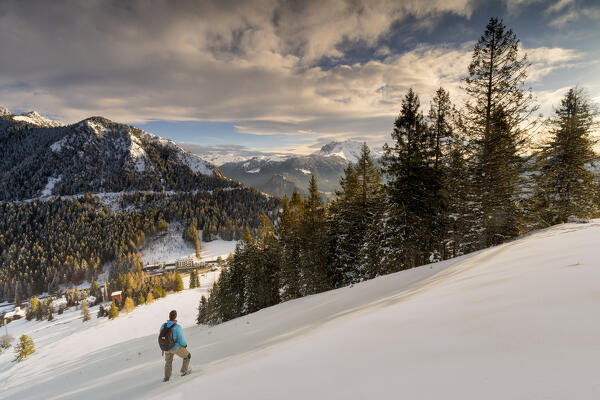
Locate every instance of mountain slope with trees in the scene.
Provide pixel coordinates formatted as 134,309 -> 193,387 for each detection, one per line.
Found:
0,113 -> 225,201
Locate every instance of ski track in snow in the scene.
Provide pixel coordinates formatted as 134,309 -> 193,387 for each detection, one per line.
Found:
2,221 -> 600,399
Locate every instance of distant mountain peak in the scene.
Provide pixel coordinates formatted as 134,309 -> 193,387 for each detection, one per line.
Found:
0,107 -> 64,127
0,106 -> 12,117
313,140 -> 378,164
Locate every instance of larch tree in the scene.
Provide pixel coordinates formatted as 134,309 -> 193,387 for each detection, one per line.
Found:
14,334 -> 35,362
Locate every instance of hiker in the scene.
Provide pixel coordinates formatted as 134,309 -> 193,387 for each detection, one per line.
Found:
159,310 -> 191,381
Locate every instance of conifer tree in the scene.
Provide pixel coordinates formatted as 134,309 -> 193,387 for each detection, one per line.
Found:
174,272 -> 184,292
278,192 -> 303,301
197,295 -> 208,324
26,296 -> 40,321
329,143 -> 383,285
381,88 -> 439,270
531,88 -> 599,225
146,292 -> 154,304
81,299 -> 91,322
463,17 -> 538,247
14,334 -> 35,361
300,176 -> 329,295
195,234 -> 202,259
123,297 -> 135,313
245,216 -> 280,313
328,164 -> 361,287
108,302 -> 119,319
46,298 -> 54,322
189,270 -> 197,289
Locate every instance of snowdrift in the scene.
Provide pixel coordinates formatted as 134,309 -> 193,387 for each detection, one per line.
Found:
2,221 -> 600,399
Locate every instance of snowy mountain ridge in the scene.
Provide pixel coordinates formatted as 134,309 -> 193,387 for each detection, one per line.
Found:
0,114 -> 226,200
313,139 -> 381,164
0,106 -> 63,127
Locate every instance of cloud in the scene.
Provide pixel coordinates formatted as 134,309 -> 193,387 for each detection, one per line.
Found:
545,0 -> 600,27
0,0 -> 587,152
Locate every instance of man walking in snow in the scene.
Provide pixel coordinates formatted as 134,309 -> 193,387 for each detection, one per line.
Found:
160,310 -> 191,381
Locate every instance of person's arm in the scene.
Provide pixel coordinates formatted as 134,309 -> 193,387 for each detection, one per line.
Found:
178,325 -> 187,348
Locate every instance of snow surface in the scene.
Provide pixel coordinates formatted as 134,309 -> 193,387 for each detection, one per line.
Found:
246,168 -> 261,174
138,130 -> 215,176
84,120 -> 108,137
40,175 -> 62,197
3,221 -> 600,399
139,223 -> 237,265
296,168 -> 311,175
128,134 -> 149,173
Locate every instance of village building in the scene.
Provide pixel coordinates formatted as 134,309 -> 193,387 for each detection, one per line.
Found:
110,291 -> 122,303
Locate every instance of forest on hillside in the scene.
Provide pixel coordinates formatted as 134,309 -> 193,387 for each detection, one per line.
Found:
0,189 -> 279,302
197,18 -> 600,325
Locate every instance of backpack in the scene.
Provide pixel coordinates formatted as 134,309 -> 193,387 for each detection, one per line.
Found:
158,323 -> 176,351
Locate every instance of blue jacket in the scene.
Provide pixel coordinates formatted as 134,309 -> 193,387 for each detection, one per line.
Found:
160,320 -> 187,350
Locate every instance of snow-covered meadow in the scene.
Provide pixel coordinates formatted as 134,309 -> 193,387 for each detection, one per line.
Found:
2,221 -> 600,399
139,223 -> 237,265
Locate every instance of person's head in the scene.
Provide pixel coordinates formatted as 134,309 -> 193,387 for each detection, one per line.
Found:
169,310 -> 177,321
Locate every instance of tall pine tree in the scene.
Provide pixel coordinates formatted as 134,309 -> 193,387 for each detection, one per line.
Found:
463,17 -> 538,247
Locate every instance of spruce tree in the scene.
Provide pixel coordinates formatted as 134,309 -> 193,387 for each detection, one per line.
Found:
463,17 -> 538,247
197,295 -> 208,324
531,88 -> 599,225
14,334 -> 35,361
278,192 -> 303,301
381,88 -> 439,270
300,176 -> 329,295
330,143 -> 383,285
328,164 -> 361,287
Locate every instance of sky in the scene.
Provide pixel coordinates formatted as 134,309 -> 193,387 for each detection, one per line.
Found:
0,0 -> 598,154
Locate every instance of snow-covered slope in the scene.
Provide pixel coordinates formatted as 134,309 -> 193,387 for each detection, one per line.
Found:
139,223 -> 237,264
3,221 -> 600,399
313,139 -> 381,164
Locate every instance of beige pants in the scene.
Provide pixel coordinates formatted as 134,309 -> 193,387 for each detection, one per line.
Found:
164,346 -> 191,379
